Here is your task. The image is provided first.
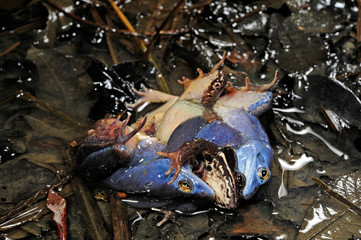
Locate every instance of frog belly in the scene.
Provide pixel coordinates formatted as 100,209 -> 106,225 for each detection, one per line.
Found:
155,100 -> 205,143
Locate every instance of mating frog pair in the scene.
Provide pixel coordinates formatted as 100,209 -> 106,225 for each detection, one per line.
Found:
76,52 -> 278,216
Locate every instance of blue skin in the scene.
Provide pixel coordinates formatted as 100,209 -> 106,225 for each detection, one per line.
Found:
214,107 -> 273,199
78,102 -> 273,209
79,137 -> 215,212
165,108 -> 273,200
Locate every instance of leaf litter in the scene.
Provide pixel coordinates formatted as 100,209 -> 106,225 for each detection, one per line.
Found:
0,0 -> 361,239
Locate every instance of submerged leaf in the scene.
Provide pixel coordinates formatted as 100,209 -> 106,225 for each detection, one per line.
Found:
298,171 -> 361,239
268,14 -> 327,73
296,75 -> 361,130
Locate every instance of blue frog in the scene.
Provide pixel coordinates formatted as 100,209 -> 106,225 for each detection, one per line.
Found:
77,52 -> 278,217
76,115 -> 216,217
127,53 -> 278,204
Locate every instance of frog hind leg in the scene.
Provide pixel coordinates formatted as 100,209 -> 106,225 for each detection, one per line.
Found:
158,138 -> 219,184
216,70 -> 279,116
237,70 -> 279,92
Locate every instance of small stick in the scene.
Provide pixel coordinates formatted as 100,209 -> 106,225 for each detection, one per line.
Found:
0,90 -> 89,128
0,175 -> 72,225
110,195 -> 131,240
0,41 -> 20,58
144,0 -> 185,59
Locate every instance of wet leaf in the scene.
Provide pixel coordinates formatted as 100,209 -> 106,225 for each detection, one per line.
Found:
87,59 -> 152,120
35,0 -> 74,48
26,48 -> 94,122
268,14 -> 328,72
223,201 -> 297,239
288,8 -> 348,34
297,171 -> 361,239
0,158 -> 57,203
294,75 -> 361,130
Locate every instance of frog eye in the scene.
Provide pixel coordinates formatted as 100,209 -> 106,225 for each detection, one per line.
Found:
257,168 -> 270,182
177,179 -> 194,193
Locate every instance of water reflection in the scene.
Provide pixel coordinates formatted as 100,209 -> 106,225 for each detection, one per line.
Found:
286,123 -> 348,159
278,154 -> 314,198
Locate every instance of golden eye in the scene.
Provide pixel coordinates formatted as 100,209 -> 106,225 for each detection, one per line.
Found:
257,168 -> 270,182
177,179 -> 194,192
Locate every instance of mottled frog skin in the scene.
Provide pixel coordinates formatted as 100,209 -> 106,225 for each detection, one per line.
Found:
77,52 -> 278,213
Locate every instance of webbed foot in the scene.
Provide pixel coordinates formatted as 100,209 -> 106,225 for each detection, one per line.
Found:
228,70 -> 279,93
157,138 -> 219,185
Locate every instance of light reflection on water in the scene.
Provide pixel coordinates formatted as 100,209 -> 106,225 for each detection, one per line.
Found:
278,154 -> 314,198
286,123 -> 349,160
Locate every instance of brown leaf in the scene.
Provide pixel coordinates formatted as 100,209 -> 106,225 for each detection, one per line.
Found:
298,171 -> 361,239
226,201 -> 297,239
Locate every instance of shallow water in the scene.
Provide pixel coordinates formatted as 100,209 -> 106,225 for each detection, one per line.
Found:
0,0 -> 361,239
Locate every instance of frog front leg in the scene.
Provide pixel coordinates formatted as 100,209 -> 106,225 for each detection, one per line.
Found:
157,138 -> 219,184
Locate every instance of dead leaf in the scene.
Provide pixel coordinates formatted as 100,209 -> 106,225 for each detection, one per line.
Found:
298,171 -> 361,239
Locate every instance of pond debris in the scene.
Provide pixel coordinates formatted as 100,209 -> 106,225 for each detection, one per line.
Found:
320,105 -> 350,132
0,175 -> 71,234
108,0 -> 170,93
312,177 -> 361,216
0,41 -> 20,58
110,194 -> 131,240
46,190 -> 67,240
0,90 -> 89,128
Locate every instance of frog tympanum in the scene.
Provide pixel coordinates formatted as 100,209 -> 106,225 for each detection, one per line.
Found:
76,52 -> 278,223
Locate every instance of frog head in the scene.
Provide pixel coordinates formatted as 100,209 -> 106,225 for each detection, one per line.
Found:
101,157 -> 215,212
231,140 -> 273,200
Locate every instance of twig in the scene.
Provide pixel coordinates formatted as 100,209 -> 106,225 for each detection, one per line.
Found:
108,0 -> 170,93
44,0 -> 188,37
0,91 -> 89,128
0,41 -> 21,58
230,6 -> 263,24
144,0 -> 185,59
110,195 -> 131,240
357,0 -> 361,42
105,15 -> 119,64
71,177 -> 109,240
312,177 -> 361,216
0,20 -> 44,37
89,6 -> 118,64
0,175 -> 72,226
